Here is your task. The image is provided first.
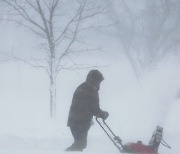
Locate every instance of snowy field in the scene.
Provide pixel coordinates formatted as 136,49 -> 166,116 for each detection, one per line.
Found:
0,125 -> 177,154
0,58 -> 180,154
0,127 -> 178,154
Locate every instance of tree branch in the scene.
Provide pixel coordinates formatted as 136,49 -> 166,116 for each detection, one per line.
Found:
55,0 -> 86,72
10,52 -> 50,75
2,0 -> 46,32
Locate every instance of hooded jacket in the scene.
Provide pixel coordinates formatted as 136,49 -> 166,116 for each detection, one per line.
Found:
67,70 -> 105,127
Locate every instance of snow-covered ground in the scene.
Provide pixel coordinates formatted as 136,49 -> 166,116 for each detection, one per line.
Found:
0,58 -> 180,154
0,125 -> 177,154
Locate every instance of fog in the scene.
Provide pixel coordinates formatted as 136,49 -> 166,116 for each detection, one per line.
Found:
0,0 -> 180,153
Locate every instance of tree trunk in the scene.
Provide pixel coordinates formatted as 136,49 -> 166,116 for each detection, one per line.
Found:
49,61 -> 56,118
49,41 -> 57,118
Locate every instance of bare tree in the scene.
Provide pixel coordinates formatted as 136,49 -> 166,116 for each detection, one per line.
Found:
1,0 -> 108,118
105,0 -> 180,78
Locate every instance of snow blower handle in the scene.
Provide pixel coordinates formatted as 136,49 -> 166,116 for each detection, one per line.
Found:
96,117 -> 124,153
102,119 -> 123,144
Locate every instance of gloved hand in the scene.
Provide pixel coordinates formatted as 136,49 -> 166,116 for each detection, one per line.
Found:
102,111 -> 109,120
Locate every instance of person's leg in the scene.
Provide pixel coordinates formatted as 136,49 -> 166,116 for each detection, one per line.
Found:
66,125 -> 90,151
76,126 -> 89,150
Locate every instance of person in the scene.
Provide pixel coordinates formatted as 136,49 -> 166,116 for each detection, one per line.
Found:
66,70 -> 109,151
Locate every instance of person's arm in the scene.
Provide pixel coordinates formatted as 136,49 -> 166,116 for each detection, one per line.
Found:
88,91 -> 109,119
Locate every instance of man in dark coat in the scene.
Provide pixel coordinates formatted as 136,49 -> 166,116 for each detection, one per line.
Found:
66,70 -> 109,151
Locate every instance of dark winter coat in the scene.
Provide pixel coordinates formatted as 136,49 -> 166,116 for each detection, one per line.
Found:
67,80 -> 105,127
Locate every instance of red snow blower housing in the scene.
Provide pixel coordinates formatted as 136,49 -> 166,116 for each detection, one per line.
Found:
96,118 -> 171,153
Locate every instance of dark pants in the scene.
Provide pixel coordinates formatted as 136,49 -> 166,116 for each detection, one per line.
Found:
66,124 -> 90,151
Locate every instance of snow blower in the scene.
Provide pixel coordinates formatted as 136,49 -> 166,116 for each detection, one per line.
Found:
96,118 -> 171,153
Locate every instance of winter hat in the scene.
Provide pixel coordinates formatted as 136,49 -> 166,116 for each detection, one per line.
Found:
86,70 -> 104,83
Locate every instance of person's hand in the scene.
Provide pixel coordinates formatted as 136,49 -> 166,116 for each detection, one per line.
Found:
102,111 -> 109,120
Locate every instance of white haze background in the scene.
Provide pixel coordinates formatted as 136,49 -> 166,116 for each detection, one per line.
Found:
0,1 -> 180,154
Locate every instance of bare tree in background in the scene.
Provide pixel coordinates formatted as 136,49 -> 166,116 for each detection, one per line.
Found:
1,0 -> 108,118
105,0 -> 180,78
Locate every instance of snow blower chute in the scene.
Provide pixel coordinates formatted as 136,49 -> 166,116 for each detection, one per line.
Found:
96,118 -> 171,154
